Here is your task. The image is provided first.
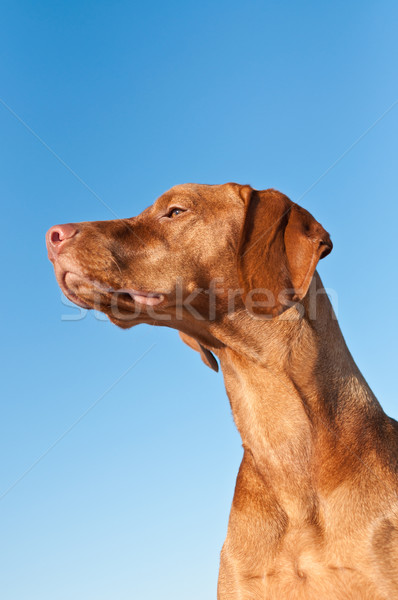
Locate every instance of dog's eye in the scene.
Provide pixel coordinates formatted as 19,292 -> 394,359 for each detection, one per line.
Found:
167,207 -> 185,218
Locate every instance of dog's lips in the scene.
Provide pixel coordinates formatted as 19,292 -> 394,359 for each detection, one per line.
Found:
60,271 -> 165,310
65,291 -> 92,309
61,272 -> 92,308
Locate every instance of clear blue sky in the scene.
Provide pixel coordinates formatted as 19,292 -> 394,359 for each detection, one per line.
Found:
1,1 -> 397,598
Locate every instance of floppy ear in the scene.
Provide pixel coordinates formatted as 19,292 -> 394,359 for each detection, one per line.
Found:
237,187 -> 332,317
178,332 -> 219,372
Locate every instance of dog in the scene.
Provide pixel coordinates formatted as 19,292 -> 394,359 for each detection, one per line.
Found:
46,183 -> 398,599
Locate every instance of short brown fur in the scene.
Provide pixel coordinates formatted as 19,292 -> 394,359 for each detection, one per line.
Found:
46,183 -> 398,599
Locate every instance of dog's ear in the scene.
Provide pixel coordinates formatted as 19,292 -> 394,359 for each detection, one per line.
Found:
237,186 -> 332,317
178,332 -> 219,372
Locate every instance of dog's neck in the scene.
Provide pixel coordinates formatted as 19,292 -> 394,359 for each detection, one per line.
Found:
212,273 -> 388,511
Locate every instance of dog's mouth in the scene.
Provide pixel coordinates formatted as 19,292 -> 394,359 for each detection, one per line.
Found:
60,271 -> 165,311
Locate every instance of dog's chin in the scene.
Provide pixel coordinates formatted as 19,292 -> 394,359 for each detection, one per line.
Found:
107,313 -> 140,329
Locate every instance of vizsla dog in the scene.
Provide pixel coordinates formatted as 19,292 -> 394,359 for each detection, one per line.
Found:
46,184 -> 398,599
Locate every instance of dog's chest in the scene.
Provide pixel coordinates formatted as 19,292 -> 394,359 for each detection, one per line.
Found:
255,528 -> 388,600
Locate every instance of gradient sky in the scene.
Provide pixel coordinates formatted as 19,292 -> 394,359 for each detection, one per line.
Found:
1,1 -> 397,599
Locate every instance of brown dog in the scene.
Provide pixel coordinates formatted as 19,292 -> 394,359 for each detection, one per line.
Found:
46,184 -> 398,599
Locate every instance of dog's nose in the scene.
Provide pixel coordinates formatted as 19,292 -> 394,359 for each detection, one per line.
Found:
46,223 -> 78,257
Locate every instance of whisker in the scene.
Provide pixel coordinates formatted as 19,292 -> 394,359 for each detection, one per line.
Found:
109,254 -> 123,277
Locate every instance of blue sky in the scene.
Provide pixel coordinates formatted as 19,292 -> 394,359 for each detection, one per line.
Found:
1,1 -> 397,598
